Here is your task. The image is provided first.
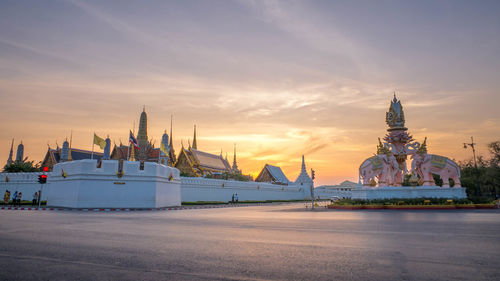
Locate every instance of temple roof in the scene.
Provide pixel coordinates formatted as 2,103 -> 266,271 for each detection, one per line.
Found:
264,164 -> 290,184
111,145 -> 160,161
52,148 -> 103,162
190,148 -> 231,171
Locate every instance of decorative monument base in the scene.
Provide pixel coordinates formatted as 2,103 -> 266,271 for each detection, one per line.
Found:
351,186 -> 467,200
47,159 -> 181,208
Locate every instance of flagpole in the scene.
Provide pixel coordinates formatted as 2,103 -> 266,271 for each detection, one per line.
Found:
91,132 -> 95,160
127,132 -> 131,161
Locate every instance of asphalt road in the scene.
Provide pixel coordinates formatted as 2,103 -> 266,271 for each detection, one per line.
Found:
0,203 -> 499,281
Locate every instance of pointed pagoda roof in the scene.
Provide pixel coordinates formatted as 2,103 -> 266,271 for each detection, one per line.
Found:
295,155 -> 313,185
232,143 -> 239,171
6,138 -> 14,165
192,125 -> 197,149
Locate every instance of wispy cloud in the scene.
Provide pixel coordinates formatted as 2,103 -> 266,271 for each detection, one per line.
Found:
1,1 -> 499,185
66,0 -> 162,48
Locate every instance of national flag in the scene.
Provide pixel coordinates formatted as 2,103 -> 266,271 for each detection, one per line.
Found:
129,131 -> 139,149
93,133 -> 106,149
160,141 -> 169,155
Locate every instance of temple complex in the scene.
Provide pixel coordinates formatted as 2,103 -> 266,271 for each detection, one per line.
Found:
8,108 -> 245,177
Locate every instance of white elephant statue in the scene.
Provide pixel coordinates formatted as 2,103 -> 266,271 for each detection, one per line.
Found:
411,153 -> 461,187
359,154 -> 399,187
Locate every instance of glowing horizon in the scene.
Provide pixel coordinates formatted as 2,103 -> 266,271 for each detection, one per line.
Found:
1,1 -> 499,185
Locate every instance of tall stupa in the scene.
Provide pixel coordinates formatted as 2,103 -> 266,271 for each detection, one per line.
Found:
137,107 -> 148,149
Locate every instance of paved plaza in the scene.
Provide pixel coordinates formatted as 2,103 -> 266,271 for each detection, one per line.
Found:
0,203 -> 499,280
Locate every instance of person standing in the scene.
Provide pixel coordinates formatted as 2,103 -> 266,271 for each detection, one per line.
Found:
235,193 -> 238,203
231,193 -> 235,204
12,191 -> 17,206
17,192 -> 22,207
32,192 -> 38,206
3,190 -> 9,204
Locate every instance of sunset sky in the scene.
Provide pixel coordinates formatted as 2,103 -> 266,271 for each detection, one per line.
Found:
1,0 -> 499,185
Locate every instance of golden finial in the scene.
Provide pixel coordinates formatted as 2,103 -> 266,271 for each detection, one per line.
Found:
417,137 -> 428,155
376,138 -> 390,155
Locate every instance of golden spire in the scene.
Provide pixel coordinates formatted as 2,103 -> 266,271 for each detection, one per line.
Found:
168,114 -> 176,165
130,145 -> 135,161
169,115 -> 173,148
192,125 -> 197,149
68,130 -> 73,161
376,137 -> 390,155
417,137 -> 428,155
232,143 -> 238,172
6,138 -> 14,165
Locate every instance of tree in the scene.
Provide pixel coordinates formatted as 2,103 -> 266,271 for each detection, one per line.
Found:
459,141 -> 500,198
3,160 -> 41,173
488,141 -> 500,166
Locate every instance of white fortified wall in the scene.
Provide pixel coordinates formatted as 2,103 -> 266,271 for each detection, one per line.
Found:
47,159 -> 181,208
0,172 -> 49,201
351,186 -> 467,200
181,177 -> 308,202
314,188 -> 353,200
313,185 -> 467,200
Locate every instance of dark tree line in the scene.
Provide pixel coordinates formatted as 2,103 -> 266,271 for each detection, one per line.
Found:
3,160 -> 41,173
459,141 -> 500,198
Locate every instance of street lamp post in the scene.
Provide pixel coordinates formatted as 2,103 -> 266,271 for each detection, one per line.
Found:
464,136 -> 481,196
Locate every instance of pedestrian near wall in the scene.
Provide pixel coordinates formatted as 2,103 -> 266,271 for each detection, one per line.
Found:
32,192 -> 38,206
12,191 -> 17,206
3,190 -> 9,204
235,193 -> 238,203
17,192 -> 22,207
232,193 -> 235,204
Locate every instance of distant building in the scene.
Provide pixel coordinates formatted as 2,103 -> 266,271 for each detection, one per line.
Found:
314,180 -> 357,199
255,164 -> 290,185
315,180 -> 357,191
315,181 -> 358,191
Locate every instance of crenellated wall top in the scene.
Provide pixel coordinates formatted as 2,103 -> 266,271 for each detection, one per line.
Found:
51,159 -> 180,180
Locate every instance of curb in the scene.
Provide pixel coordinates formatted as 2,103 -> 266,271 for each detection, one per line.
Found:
327,205 -> 499,210
0,204 -> 260,212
